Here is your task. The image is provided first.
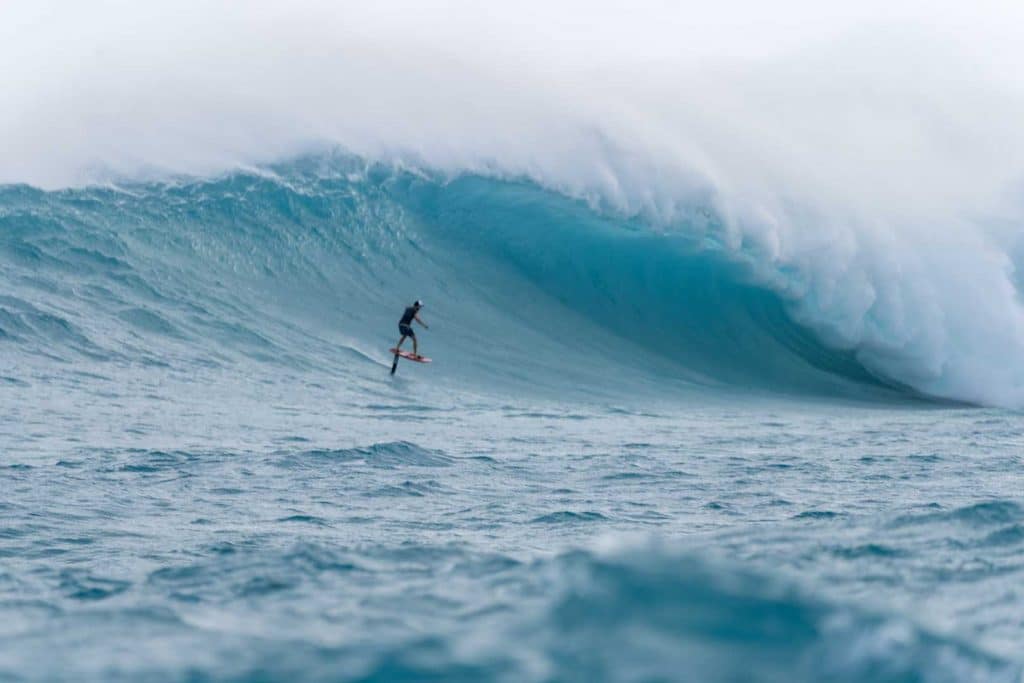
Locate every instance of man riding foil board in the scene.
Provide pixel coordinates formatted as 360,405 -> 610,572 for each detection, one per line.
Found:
390,300 -> 429,375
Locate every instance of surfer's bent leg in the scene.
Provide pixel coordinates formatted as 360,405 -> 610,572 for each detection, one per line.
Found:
397,323 -> 415,354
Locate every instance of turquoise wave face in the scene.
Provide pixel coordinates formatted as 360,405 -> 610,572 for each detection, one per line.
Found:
0,156 -> 918,403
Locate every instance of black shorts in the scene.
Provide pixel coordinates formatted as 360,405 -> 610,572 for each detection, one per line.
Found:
399,323 -> 415,337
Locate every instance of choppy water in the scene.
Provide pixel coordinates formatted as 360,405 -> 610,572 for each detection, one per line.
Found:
2,160 -> 1024,681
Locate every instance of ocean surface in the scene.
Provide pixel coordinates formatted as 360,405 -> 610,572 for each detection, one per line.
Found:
2,157 -> 1024,682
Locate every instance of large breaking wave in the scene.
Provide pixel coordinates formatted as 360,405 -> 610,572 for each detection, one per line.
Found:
0,156 -> 991,403
4,1 -> 1024,405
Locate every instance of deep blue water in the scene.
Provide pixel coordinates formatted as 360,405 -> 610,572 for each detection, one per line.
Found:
1,157 -> 1023,681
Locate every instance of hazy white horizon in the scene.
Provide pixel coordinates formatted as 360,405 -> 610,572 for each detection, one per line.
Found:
3,0 -> 1023,193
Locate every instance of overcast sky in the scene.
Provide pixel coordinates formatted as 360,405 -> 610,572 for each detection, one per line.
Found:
2,0 -> 1023,192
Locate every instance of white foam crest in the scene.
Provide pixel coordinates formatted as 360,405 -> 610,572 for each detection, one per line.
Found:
4,0 -> 1024,404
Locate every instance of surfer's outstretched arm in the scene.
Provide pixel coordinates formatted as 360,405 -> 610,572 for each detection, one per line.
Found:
415,313 -> 428,329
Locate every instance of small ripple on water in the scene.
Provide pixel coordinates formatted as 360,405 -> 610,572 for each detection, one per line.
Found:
276,514 -> 330,526
531,511 -> 609,524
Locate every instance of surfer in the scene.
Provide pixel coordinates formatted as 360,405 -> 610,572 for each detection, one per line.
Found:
395,300 -> 428,358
